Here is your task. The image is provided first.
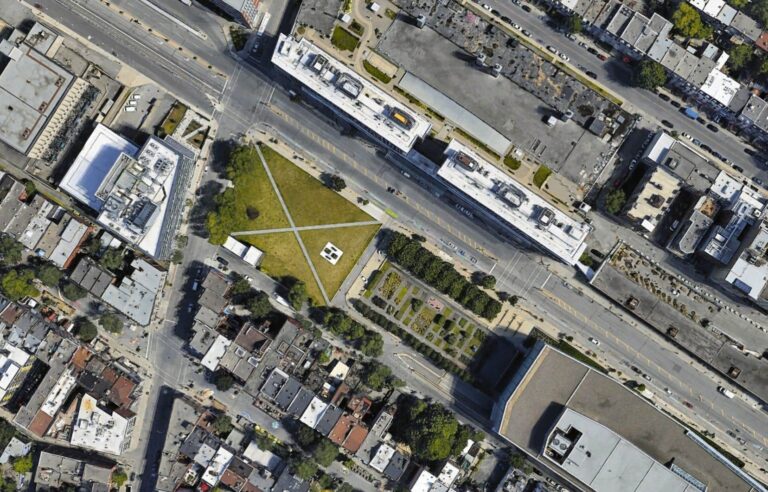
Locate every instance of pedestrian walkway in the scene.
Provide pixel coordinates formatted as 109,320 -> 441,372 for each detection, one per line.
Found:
231,220 -> 380,236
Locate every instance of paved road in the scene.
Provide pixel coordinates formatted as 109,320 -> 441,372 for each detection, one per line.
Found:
476,0 -> 767,183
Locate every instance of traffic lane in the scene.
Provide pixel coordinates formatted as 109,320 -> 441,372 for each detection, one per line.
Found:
482,0 -> 762,176
45,0 -> 224,111
104,0 -> 231,63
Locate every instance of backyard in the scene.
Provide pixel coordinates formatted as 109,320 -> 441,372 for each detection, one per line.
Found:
207,144 -> 380,304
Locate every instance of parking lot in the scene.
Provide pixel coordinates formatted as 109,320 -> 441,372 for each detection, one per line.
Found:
379,4 -> 628,190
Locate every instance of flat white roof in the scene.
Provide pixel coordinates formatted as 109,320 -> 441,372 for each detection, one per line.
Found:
70,394 -> 131,456
40,370 -> 77,417
299,396 -> 328,429
370,444 -> 395,472
272,34 -> 430,153
700,69 -> 741,106
59,124 -> 139,210
202,446 -> 234,486
224,236 -> 263,266
411,469 -> 439,492
545,408 -> 699,492
201,335 -> 231,371
437,140 -> 590,265
725,222 -> 768,300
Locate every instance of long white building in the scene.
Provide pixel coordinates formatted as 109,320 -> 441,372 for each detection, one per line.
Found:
272,33 -> 431,155
437,140 -> 590,265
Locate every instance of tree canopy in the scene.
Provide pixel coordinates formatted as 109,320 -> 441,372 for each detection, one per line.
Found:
728,44 -> 754,73
605,189 -> 627,214
215,371 -> 235,391
113,469 -> 128,488
360,360 -> 396,391
61,281 -> 86,301
99,313 -> 123,334
750,0 -> 768,27
567,15 -> 582,33
1,269 -> 39,301
314,307 -> 383,356
291,458 -> 318,480
386,231 -> 502,320
313,439 -> 339,467
76,317 -> 98,343
36,263 -> 62,287
327,174 -> 347,192
394,397 -> 471,462
633,60 -> 667,89
287,280 -> 308,310
671,3 -> 711,38
12,453 -> 32,474
0,235 -> 22,267
247,291 -> 273,319
101,248 -> 125,271
212,414 -> 233,436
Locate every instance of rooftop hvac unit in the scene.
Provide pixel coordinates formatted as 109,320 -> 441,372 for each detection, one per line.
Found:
475,53 -> 486,67
491,64 -> 502,77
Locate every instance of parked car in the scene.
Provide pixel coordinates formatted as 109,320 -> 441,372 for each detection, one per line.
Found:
661,119 -> 674,128
597,53 -> 608,60
706,123 -> 719,132
670,100 -> 681,108
658,93 -> 670,101
589,337 -> 600,346
700,143 -> 712,153
521,4 -> 531,11
586,70 -> 598,79
216,256 -> 229,266
547,45 -> 558,54
559,53 -> 570,61
522,29 -> 531,36
696,116 -> 706,124
732,164 -> 744,173
511,22 -> 521,29
587,47 -> 599,55
692,138 -> 702,146
752,176 -> 764,186
718,386 -> 736,399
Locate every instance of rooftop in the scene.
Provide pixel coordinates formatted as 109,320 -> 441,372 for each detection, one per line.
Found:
0,41 -> 74,153
100,258 -> 165,326
299,396 -> 328,429
60,124 -> 195,259
201,335 -> 231,371
723,220 -> 768,300
436,139 -> 590,265
625,166 -> 682,233
739,95 -> 768,131
544,408 -> 700,491
70,394 -> 132,456
492,343 -> 756,492
700,68 -> 741,107
271,34 -> 431,154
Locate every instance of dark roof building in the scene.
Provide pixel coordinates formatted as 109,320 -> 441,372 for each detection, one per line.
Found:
314,404 -> 343,436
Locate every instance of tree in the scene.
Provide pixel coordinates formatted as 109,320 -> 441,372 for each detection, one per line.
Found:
287,280 -> 308,309
294,423 -> 318,448
750,0 -> 768,27
359,331 -> 383,357
35,263 -> 62,287
101,247 -> 124,271
0,269 -> 39,301
61,282 -> 86,301
671,3 -> 711,38
99,313 -> 123,334
113,468 -> 128,487
728,44 -> 754,73
395,397 -> 467,462
567,15 -> 582,33
634,60 -> 667,89
215,371 -> 235,391
76,318 -> 98,342
361,360 -> 393,391
479,274 -> 496,289
636,383 -> 647,392
327,174 -> 347,192
11,453 -> 32,474
292,459 -> 318,480
313,439 -> 339,467
247,291 -> 273,318
212,414 -> 233,436
411,298 -> 424,312
605,189 -> 627,214
230,273 -> 251,297
0,235 -> 22,267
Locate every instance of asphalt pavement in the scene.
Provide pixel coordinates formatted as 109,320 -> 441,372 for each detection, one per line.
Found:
476,0 -> 767,183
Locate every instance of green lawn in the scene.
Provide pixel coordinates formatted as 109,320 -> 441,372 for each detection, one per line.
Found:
159,102 -> 188,137
300,223 -> 380,299
262,146 -> 373,227
363,60 -> 392,84
239,232 -> 324,304
533,165 -> 552,188
331,26 -> 360,52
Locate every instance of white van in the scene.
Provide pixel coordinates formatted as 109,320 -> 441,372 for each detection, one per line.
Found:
124,106 -> 136,112
718,386 -> 736,399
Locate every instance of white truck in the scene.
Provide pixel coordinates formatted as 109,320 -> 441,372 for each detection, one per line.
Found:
718,386 -> 736,399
